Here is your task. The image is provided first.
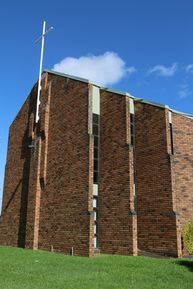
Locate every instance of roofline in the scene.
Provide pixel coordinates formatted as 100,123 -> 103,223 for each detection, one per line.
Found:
134,97 -> 167,109
100,87 -> 132,97
44,69 -> 134,96
169,108 -> 193,119
43,69 -> 101,86
43,69 -> 193,119
133,97 -> 193,119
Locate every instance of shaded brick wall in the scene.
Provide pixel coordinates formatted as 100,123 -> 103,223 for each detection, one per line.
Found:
135,102 -> 179,256
172,113 -> 193,252
37,74 -> 93,256
0,73 -> 93,256
99,91 -> 137,255
0,86 -> 37,247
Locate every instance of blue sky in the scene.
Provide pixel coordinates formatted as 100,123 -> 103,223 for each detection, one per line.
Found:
1,0 -> 193,204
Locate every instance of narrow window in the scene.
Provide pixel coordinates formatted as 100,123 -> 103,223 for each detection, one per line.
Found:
92,113 -> 99,249
130,113 -> 135,146
93,114 -> 99,184
169,123 -> 174,155
93,196 -> 98,248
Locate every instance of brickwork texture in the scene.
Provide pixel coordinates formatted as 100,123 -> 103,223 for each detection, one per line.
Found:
0,71 -> 193,257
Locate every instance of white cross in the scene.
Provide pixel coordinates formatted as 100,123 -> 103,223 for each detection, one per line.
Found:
35,21 -> 53,123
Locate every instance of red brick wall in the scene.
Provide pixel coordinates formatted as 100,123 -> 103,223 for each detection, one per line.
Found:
0,85 -> 37,247
135,102 -> 179,256
2,71 -> 192,258
172,113 -> 193,254
37,74 -> 93,256
99,91 -> 137,255
0,73 -> 94,256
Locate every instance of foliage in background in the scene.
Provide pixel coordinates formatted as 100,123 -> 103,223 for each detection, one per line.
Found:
182,220 -> 193,254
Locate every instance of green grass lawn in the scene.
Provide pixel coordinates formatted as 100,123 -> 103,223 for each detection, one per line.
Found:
0,247 -> 193,289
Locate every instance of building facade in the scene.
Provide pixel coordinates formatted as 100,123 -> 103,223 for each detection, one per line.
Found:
0,70 -> 193,257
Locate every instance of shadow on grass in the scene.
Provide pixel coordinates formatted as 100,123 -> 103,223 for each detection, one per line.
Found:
176,260 -> 193,272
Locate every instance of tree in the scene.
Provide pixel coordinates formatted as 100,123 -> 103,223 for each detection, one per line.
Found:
182,221 -> 193,254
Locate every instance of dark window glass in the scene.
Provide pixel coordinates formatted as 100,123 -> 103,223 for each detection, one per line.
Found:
131,124 -> 134,135
169,123 -> 174,154
93,124 -> 98,136
93,113 -> 99,185
94,147 -> 98,158
94,172 -> 99,184
94,159 -> 98,172
94,136 -> 99,147
130,113 -> 135,146
94,222 -> 98,235
131,135 -> 134,146
130,113 -> 134,124
93,114 -> 99,124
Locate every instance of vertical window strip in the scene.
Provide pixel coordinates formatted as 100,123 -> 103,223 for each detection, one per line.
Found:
93,114 -> 99,184
92,113 -> 99,248
168,111 -> 174,155
130,113 -> 135,146
130,99 -> 136,213
169,123 -> 174,155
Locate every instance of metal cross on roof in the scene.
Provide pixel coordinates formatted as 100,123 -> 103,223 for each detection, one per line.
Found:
35,21 -> 53,124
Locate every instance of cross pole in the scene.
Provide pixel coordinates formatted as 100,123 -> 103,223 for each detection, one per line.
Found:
35,21 -> 53,123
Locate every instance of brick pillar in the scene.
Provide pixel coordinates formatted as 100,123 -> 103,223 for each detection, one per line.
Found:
165,110 -> 182,257
126,96 -> 138,256
25,74 -> 51,249
25,132 -> 42,249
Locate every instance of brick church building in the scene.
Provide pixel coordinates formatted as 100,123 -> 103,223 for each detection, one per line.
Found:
0,70 -> 193,257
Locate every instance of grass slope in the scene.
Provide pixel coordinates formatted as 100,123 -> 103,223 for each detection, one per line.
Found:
0,247 -> 193,289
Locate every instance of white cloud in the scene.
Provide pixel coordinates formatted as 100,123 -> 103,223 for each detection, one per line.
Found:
185,64 -> 193,73
53,52 -> 136,86
147,63 -> 177,77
